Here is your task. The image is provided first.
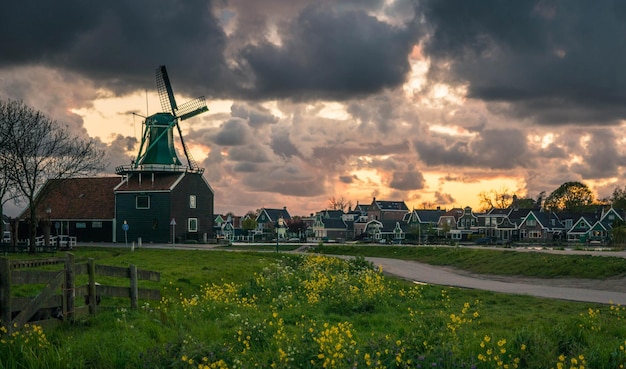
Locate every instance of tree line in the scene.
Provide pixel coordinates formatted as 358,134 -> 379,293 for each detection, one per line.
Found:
479,181 -> 626,213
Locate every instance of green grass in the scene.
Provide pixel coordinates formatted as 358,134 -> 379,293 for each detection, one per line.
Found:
314,245 -> 626,279
1,248 -> 626,368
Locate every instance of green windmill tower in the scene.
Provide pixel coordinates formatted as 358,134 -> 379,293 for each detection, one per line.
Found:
117,65 -> 208,175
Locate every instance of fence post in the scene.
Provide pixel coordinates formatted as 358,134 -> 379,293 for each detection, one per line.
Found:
0,257 -> 11,327
129,264 -> 138,309
65,253 -> 75,322
88,258 -> 97,314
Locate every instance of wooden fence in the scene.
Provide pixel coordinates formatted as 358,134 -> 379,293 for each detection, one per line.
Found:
0,253 -> 160,330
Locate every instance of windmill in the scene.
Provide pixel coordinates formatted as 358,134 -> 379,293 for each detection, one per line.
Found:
124,65 -> 208,174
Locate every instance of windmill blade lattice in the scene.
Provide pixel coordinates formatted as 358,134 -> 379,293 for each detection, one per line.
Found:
156,66 -> 177,114
177,96 -> 208,121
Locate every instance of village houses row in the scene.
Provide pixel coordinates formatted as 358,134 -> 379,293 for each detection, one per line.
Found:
216,197 -> 623,245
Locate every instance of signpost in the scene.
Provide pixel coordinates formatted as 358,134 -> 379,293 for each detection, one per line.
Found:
170,218 -> 176,247
122,220 -> 129,247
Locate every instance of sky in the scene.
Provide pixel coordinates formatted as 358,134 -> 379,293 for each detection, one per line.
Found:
2,0 -> 626,217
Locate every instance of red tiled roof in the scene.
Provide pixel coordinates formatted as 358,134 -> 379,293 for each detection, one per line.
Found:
22,177 -> 121,220
115,173 -> 183,192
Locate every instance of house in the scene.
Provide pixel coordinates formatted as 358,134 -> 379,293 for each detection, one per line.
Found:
114,171 -> 214,243
437,208 -> 464,239
255,207 -> 291,239
567,207 -> 624,243
566,214 -> 599,242
518,210 -> 565,242
214,214 -> 243,241
404,208 -> 446,242
367,198 -> 409,221
363,219 -> 409,243
18,177 -> 121,243
311,210 -> 349,241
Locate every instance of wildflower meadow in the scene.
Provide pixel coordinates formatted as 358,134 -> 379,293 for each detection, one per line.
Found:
1,250 -> 626,368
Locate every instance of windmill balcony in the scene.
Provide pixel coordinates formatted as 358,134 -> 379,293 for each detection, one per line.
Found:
115,163 -> 204,175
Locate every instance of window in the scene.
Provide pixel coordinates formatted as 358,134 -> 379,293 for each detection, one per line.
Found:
528,231 -> 542,238
188,218 -> 198,232
76,223 -> 86,229
136,195 -> 150,209
92,221 -> 102,228
526,219 -> 536,227
189,195 -> 197,209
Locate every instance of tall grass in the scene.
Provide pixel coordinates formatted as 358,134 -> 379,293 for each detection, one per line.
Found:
1,249 -> 626,368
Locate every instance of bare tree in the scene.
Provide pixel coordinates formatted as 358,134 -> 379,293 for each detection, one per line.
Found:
478,187 -> 513,212
0,100 -> 105,253
328,196 -> 353,212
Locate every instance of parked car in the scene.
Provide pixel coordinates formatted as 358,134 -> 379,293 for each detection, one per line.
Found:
475,236 -> 492,245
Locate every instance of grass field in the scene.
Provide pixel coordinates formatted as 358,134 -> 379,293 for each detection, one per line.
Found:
1,246 -> 625,368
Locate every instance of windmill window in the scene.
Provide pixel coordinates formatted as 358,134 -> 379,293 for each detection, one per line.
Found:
189,195 -> 197,209
136,195 -> 150,209
188,218 -> 198,232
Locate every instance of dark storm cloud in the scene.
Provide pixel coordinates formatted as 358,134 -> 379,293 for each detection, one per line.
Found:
2,1 -> 420,102
214,118 -> 252,146
270,133 -> 301,158
1,1 -> 230,97
434,191 -> 455,205
389,171 -> 425,191
239,4 -> 419,100
339,175 -> 356,184
421,0 -> 626,126
571,129 -> 624,179
240,162 -> 325,196
233,162 -> 259,173
231,102 -> 279,127
228,144 -> 271,163
415,128 -> 529,169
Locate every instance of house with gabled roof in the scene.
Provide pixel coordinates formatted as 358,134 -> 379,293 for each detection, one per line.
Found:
518,210 -> 565,242
312,210 -> 349,241
255,207 -> 291,239
114,171 -> 214,243
367,197 -> 409,221
18,177 -> 121,243
567,214 -> 597,242
476,207 -> 527,242
404,208 -> 445,243
363,219 -> 409,243
568,207 -> 625,243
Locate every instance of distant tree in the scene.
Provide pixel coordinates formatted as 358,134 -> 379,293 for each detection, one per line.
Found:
610,219 -> 626,247
543,181 -> 594,212
242,217 -> 257,235
478,187 -> 513,211
0,100 -> 105,253
328,196 -> 352,212
609,186 -> 626,210
510,192 -> 544,209
287,217 -> 307,238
